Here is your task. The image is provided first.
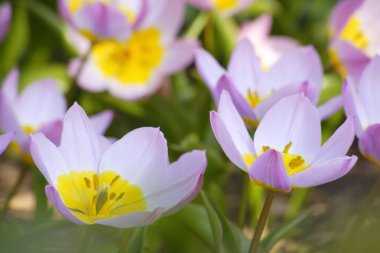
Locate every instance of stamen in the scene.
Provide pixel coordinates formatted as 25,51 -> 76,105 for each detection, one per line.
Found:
83,177 -> 91,189
109,192 -> 117,200
283,142 -> 292,154
96,189 -> 109,214
262,146 -> 270,152
69,207 -> 87,215
93,174 -> 99,190
116,192 -> 125,202
110,175 -> 120,186
289,156 -> 305,169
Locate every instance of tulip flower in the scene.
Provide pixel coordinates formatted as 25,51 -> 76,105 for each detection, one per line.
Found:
211,91 -> 357,192
329,0 -> 380,81
30,103 -> 207,227
0,69 -> 113,155
238,14 -> 300,71
188,0 -> 254,17
343,56 -> 380,165
0,3 -> 11,42
196,39 -> 337,125
62,0 -> 197,100
0,132 -> 13,155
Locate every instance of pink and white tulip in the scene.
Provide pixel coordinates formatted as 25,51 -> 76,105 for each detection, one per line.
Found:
329,0 -> 380,81
30,103 -> 207,227
196,40 -> 332,125
211,91 -> 357,192
343,56 -> 380,165
188,0 -> 254,17
64,0 -> 197,100
0,3 -> 11,42
238,14 -> 300,71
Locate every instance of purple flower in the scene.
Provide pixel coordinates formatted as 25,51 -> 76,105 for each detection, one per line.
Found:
211,91 -> 357,192
30,103 -> 207,227
0,3 -> 11,42
0,132 -> 14,155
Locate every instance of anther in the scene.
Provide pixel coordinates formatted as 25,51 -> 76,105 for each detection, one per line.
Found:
116,192 -> 125,202
83,177 -> 91,189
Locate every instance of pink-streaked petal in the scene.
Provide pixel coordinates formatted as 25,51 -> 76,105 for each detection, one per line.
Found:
89,110 -> 114,135
329,0 -> 363,37
161,39 -> 198,75
147,150 -> 206,212
227,39 -> 261,95
16,78 -> 66,129
330,40 -> 370,82
95,208 -> 165,228
38,120 -> 63,146
290,156 -> 357,188
254,94 -> 321,162
254,81 -> 309,120
45,185 -> 83,224
357,56 -> 380,124
0,3 -> 11,42
259,46 -> 322,104
0,131 -> 14,155
249,149 -> 291,192
30,133 -> 68,186
358,124 -> 380,165
318,95 -> 343,121
59,103 -> 100,173
215,75 -> 257,121
210,90 -> 256,171
99,127 -> 168,196
195,48 -> 225,99
342,78 -> 368,135
1,68 -> 19,104
74,2 -> 131,41
314,117 -> 355,163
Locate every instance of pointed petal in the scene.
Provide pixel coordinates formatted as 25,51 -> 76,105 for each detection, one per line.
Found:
210,91 -> 255,171
290,156 -> 357,188
329,0 -> 363,37
45,185 -> 84,224
318,95 -> 343,121
254,94 -> 321,162
0,132 -> 14,155
358,124 -> 380,165
59,103 -> 100,172
89,110 -> 114,134
99,127 -> 168,196
38,120 -> 63,146
1,69 -> 19,104
249,149 -> 291,192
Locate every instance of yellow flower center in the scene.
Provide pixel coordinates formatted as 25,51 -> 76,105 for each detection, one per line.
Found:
212,0 -> 238,11
246,89 -> 264,109
340,17 -> 368,50
23,125 -> 37,134
329,49 -> 348,77
92,28 -> 164,85
243,142 -> 309,176
57,170 -> 147,224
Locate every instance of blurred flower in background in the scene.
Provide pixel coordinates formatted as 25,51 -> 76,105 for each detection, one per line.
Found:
0,3 -> 11,42
211,91 -> 357,192
63,0 -> 197,100
343,56 -> 380,166
238,14 -> 300,72
196,40 -> 323,126
188,0 -> 254,17
329,0 -> 380,81
30,103 -> 207,228
0,132 -> 14,155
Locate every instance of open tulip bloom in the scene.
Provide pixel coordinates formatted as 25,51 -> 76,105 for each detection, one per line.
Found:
343,56 -> 380,165
0,69 -> 113,154
329,0 -> 380,81
0,3 -> 11,42
30,103 -> 206,228
211,91 -> 357,192
0,132 -> 14,155
196,40 -> 342,124
61,0 -> 197,100
187,0 -> 255,17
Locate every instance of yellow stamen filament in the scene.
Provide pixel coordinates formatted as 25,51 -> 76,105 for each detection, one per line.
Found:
247,90 -> 263,109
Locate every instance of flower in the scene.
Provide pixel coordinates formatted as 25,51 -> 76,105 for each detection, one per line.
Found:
30,103 -> 207,227
64,0 -> 197,100
0,69 -> 114,155
188,0 -> 254,17
210,91 -> 357,192
343,56 -> 380,165
195,39 -> 335,125
0,3 -> 11,42
0,132 -> 14,155
238,14 -> 300,71
329,0 -> 380,81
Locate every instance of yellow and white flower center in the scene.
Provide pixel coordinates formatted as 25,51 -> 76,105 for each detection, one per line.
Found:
92,28 -> 164,85
340,17 -> 368,51
246,89 -> 264,109
57,170 -> 147,224
212,0 -> 238,11
243,142 -> 309,176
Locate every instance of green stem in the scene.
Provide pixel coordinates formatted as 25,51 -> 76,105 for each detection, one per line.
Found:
184,12 -> 210,39
1,167 -> 29,217
119,229 -> 131,253
338,174 -> 380,252
237,176 -> 249,229
248,191 -> 275,253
